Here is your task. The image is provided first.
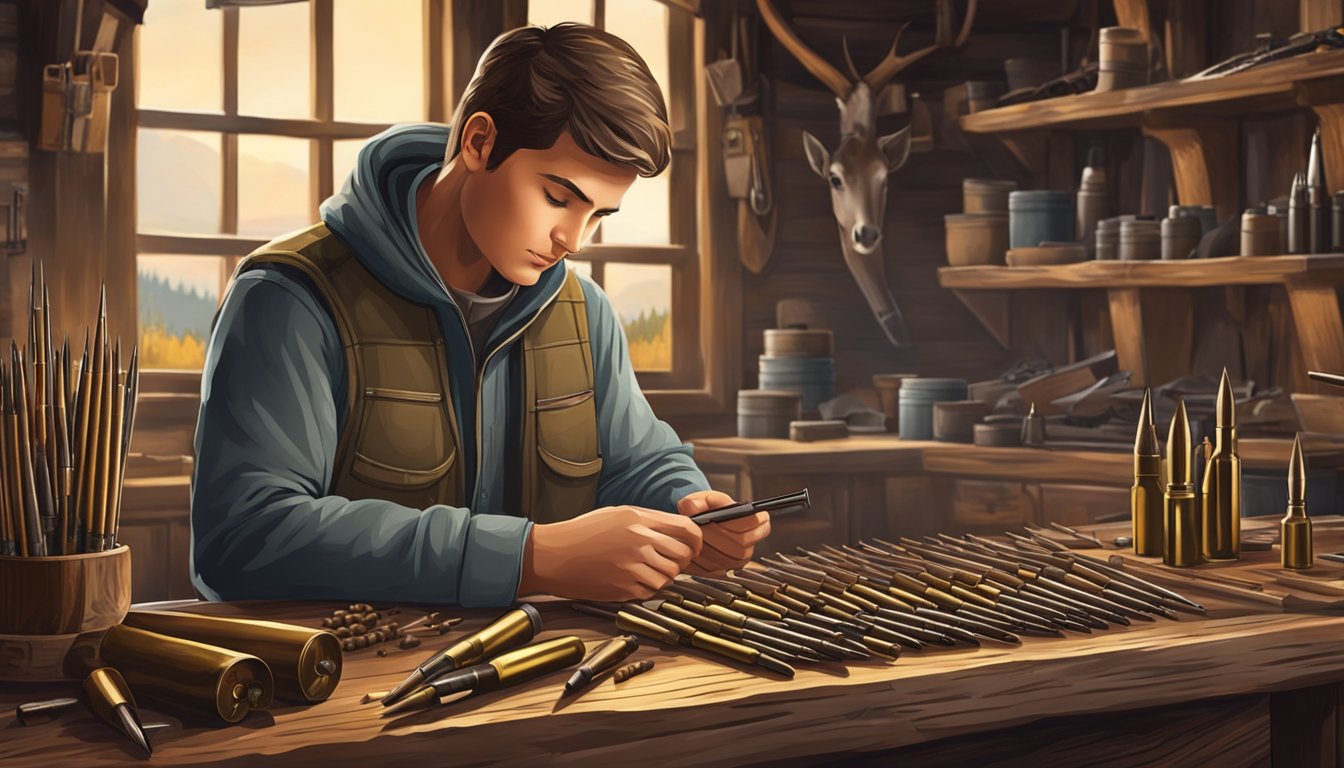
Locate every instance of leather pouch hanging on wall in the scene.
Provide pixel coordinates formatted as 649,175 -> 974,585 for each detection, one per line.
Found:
40,51 -> 118,154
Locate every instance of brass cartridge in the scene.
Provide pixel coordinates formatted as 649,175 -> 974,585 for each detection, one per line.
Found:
83,667 -> 151,756
100,624 -> 274,723
121,609 -> 341,703
1163,400 -> 1202,567
1281,433 -> 1313,570
1201,369 -> 1242,561
1131,388 -> 1163,556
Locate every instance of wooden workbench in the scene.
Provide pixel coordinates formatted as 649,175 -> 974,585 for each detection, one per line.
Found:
8,524 -> 1344,767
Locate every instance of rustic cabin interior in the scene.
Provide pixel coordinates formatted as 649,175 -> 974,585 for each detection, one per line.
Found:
8,0 -> 1344,765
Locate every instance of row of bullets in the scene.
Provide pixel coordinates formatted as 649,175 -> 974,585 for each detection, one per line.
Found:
577,530 -> 1203,678
0,267 -> 139,557
1131,369 -> 1312,569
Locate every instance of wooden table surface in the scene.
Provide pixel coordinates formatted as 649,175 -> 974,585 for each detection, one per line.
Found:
7,527 -> 1344,767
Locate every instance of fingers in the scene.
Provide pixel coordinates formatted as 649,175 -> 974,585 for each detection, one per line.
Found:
645,531 -> 695,569
715,511 -> 772,539
637,510 -> 704,555
628,561 -> 675,594
676,490 -> 735,516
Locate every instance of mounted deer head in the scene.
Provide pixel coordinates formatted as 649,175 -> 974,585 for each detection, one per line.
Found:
758,0 -> 977,347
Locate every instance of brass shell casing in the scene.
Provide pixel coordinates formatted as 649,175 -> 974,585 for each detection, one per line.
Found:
490,636 -> 586,687
121,610 -> 341,703
100,624 -> 274,723
1132,454 -> 1164,557
83,667 -> 136,726
1201,437 -> 1242,561
1163,486 -> 1202,567
1282,510 -> 1313,570
441,604 -> 541,669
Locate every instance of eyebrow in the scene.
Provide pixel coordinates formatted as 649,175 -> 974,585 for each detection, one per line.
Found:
539,173 -> 620,215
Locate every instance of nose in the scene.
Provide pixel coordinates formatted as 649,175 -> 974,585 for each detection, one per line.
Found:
853,225 -> 881,249
552,226 -> 580,257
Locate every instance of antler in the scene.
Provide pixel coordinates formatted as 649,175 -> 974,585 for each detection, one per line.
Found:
863,0 -> 978,92
757,0 -> 853,98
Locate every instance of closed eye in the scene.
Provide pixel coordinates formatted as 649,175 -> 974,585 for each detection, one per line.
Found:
544,188 -> 568,208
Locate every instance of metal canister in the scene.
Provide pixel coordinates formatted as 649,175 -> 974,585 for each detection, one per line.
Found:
1076,166 -> 1109,258
1009,190 -> 1074,248
1168,204 -> 1217,234
121,610 -> 341,703
962,178 -> 1017,214
1094,215 -> 1134,261
737,390 -> 801,439
1119,218 -> 1161,261
1240,210 -> 1280,256
1161,215 -> 1202,260
100,624 -> 274,723
898,378 -> 968,440
1333,191 -> 1344,251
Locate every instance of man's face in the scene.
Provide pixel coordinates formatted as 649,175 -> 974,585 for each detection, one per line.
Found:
460,131 -> 638,286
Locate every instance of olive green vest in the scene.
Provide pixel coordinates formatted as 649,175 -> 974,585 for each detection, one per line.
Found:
236,223 -> 602,524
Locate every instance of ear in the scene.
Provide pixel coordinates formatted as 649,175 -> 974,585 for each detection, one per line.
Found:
458,111 -> 498,172
878,125 -> 912,172
802,131 -> 830,179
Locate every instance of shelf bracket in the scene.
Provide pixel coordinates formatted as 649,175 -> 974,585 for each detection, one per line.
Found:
1142,118 -> 1239,223
1107,287 -> 1194,388
950,289 -> 1011,349
1284,277 -> 1344,394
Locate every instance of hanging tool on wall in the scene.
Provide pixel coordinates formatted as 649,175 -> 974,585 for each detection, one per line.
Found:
707,4 -> 777,274
38,0 -> 120,154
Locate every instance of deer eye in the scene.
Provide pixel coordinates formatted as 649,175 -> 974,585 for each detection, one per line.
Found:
828,174 -> 843,189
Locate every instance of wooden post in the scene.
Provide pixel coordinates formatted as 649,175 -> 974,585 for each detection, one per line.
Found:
1143,119 -> 1240,223
1284,277 -> 1344,394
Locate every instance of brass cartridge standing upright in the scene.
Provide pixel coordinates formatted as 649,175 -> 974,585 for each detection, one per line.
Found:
1201,369 -> 1242,561
1163,400 -> 1202,567
1131,388 -> 1164,556
1281,433 -> 1313,570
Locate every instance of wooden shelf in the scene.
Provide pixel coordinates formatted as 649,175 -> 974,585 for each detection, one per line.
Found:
938,255 -> 1344,290
960,49 -> 1344,134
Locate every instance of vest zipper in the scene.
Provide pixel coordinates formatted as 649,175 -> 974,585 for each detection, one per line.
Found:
453,273 -> 567,509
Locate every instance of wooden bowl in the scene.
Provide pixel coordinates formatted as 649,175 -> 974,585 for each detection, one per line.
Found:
933,400 -> 992,442
1006,243 -> 1086,266
0,545 -> 132,681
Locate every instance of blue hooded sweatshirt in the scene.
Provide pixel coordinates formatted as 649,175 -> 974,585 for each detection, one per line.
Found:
190,123 -> 709,607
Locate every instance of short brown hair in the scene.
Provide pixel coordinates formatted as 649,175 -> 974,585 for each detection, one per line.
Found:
447,23 -> 671,177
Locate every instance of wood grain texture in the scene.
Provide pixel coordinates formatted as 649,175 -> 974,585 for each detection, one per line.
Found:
961,49 -> 1344,133
939,255 -> 1344,290
1284,279 -> 1344,394
5,599 -> 1344,767
1143,120 -> 1239,222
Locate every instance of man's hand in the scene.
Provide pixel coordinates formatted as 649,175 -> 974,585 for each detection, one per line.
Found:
518,506 -> 703,602
676,490 -> 771,576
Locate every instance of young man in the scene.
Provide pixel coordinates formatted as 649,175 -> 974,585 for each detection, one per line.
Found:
190,23 -> 770,606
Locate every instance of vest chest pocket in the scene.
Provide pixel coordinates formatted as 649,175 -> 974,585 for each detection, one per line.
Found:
350,387 -> 456,490
533,389 -> 603,521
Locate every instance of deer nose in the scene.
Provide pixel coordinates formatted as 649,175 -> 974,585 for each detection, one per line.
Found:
853,226 -> 881,249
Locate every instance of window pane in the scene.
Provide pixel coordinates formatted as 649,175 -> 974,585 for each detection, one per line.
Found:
597,168 -> 669,244
604,263 -> 671,372
238,135 -> 312,238
138,255 -> 226,370
239,2 -> 311,119
137,128 -> 222,235
528,0 -> 594,26
333,0 -> 424,123
332,138 -> 366,192
604,0 -> 669,114
139,0 -> 222,113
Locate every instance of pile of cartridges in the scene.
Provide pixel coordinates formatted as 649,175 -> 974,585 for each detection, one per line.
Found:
0,266 -> 138,557
582,528 -> 1204,678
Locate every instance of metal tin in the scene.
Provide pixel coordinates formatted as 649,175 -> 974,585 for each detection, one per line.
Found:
100,624 -> 274,723
932,400 -> 990,443
1119,219 -> 1161,261
1161,215 -> 1202,260
1009,190 -> 1074,248
898,378 -> 968,440
1097,27 -> 1148,91
1168,204 -> 1217,234
737,390 -> 801,439
873,373 -> 916,433
121,609 -> 342,703
1094,215 -> 1134,261
758,356 -> 835,412
763,329 -> 833,358
1333,191 -> 1344,251
1240,210 -> 1280,256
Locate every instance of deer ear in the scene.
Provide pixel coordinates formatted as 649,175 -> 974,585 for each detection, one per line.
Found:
802,131 -> 830,179
878,125 -> 912,172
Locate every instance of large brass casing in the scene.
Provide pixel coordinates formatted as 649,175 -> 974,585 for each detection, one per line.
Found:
1201,450 -> 1242,561
440,604 -> 541,668
490,636 -> 586,687
100,624 -> 274,723
1282,514 -> 1313,570
1132,454 -> 1164,557
1164,488 -> 1202,567
121,610 -> 341,702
